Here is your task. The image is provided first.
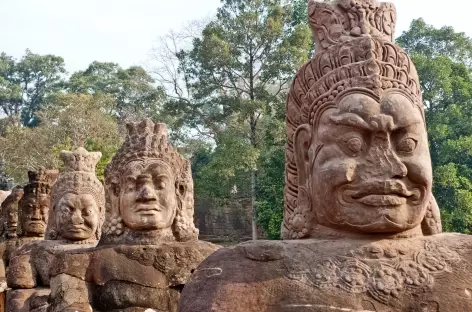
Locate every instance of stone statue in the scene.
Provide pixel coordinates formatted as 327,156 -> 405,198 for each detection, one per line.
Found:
18,169 -> 58,240
0,170 -> 56,282
0,186 -> 23,281
178,1 -> 472,311
1,186 -> 24,240
6,148 -> 105,312
48,119 -> 219,312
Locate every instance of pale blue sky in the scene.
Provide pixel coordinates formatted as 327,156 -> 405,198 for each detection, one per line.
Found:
0,0 -> 470,73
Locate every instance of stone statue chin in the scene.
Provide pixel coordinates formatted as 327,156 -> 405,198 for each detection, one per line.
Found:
178,1 -> 472,311
6,148 -> 104,312
47,120 -> 219,312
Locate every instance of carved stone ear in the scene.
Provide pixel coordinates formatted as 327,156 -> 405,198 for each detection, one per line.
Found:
294,124 -> 313,186
421,194 -> 442,235
175,182 -> 186,198
111,183 -> 120,197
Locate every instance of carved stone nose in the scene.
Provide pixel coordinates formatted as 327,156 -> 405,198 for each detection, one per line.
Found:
71,210 -> 84,224
365,134 -> 408,179
31,209 -> 42,220
138,184 -> 157,200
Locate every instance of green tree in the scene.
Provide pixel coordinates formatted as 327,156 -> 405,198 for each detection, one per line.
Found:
68,61 -> 166,122
0,93 -> 122,182
168,0 -> 311,239
397,19 -> 472,232
0,50 -> 66,127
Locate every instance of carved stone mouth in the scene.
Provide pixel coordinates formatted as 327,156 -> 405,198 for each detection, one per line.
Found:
340,181 -> 422,207
354,194 -> 407,206
67,226 -> 88,231
27,221 -> 44,227
135,205 -> 162,213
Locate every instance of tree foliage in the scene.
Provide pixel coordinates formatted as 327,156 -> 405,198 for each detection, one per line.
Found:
398,19 -> 472,233
68,61 -> 166,122
0,49 -> 66,127
0,93 -> 122,183
157,0 -> 311,239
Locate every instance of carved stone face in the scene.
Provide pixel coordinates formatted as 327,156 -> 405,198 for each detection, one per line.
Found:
4,189 -> 23,235
118,160 -> 177,231
298,91 -> 432,233
55,193 -> 99,241
21,194 -> 49,236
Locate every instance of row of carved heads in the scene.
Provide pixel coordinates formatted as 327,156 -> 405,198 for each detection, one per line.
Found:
0,120 -> 198,245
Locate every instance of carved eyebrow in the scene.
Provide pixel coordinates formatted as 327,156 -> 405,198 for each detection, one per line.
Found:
329,113 -> 371,130
393,119 -> 422,130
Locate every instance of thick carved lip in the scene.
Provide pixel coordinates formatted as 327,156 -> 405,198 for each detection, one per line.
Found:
135,204 -> 162,213
66,225 -> 89,232
340,180 -> 422,207
26,221 -> 45,227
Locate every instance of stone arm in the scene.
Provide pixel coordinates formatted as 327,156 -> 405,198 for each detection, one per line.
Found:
47,251 -> 93,312
6,243 -> 37,289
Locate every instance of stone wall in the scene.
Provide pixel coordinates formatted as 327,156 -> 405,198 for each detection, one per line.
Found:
194,196 -> 254,243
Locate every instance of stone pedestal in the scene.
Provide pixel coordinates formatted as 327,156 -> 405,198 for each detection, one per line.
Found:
49,240 -> 219,312
6,288 -> 49,312
180,233 -> 472,312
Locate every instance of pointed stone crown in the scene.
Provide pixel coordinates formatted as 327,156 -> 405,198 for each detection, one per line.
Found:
51,147 -> 105,209
60,147 -> 101,174
24,168 -> 58,197
309,0 -> 396,49
293,0 -> 422,128
105,119 -> 188,185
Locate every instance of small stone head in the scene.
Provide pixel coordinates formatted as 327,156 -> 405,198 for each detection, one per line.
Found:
46,147 -> 105,242
1,186 -> 23,238
18,169 -> 58,237
101,119 -> 197,245
284,0 -> 437,238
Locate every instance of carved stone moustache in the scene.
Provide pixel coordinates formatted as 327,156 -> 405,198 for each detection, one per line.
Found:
177,1 -> 472,311
19,169 -> 58,238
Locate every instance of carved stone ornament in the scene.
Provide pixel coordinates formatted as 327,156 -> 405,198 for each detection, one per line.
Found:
47,147 -> 105,242
100,119 -> 198,245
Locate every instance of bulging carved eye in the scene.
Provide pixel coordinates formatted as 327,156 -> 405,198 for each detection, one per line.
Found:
397,137 -> 417,153
345,137 -> 363,154
157,181 -> 166,190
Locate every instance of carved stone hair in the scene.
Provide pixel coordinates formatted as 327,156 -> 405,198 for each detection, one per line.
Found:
100,119 -> 198,244
46,147 -> 105,240
283,0 -> 439,239
18,168 -> 58,237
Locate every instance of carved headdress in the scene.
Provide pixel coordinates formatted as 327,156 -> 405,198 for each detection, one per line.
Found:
101,119 -> 197,244
283,0 -> 441,239
46,147 -> 105,240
